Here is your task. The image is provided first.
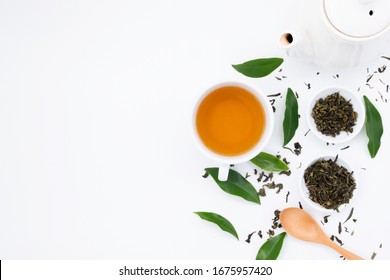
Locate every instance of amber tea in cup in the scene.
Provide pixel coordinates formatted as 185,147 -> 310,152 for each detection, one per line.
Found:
196,85 -> 265,156
193,82 -> 273,181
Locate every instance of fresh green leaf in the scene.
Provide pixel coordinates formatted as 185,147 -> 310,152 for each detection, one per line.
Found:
256,232 -> 286,260
250,152 -> 289,172
205,168 -> 260,204
232,58 -> 283,78
283,88 -> 299,146
363,96 -> 383,158
194,212 -> 239,240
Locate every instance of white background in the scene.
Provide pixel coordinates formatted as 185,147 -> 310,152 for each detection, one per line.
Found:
0,0 -> 389,260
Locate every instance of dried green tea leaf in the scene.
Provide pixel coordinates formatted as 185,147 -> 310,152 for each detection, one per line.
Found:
250,152 -> 289,172
304,158 -> 356,210
343,207 -> 354,224
194,212 -> 239,240
283,88 -> 299,146
232,58 -> 283,78
256,232 -> 286,260
312,92 -> 357,137
205,168 -> 260,204
363,96 -> 383,158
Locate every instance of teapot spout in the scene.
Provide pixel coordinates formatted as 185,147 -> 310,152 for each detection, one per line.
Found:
279,29 -> 313,63
280,32 -> 295,47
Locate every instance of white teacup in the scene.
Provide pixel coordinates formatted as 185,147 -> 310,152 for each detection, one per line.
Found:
192,81 -> 274,181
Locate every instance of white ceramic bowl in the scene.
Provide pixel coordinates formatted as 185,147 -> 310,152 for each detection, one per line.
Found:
307,86 -> 365,144
300,155 -> 357,213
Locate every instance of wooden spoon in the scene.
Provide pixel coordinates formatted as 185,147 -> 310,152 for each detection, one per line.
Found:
280,207 -> 364,260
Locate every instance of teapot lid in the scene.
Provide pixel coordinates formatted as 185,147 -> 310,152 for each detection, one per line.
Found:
324,0 -> 390,38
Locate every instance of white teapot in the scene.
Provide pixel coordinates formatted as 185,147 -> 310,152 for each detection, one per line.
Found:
280,0 -> 390,68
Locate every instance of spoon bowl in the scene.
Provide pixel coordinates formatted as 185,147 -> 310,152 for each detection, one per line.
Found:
280,207 -> 364,260
280,207 -> 324,242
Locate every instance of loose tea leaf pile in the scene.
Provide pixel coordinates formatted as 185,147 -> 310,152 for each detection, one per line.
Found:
303,157 -> 356,210
312,92 -> 357,137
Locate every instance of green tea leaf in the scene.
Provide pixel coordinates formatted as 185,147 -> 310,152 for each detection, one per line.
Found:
232,58 -> 283,78
363,96 -> 383,158
205,168 -> 260,204
194,212 -> 239,240
283,88 -> 299,146
256,232 -> 286,260
250,152 -> 289,172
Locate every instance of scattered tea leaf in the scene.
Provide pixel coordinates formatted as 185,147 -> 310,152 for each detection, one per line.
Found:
323,215 -> 330,224
257,172 -> 264,182
294,142 -> 302,155
258,187 -> 266,197
264,182 -> 276,189
250,152 -> 289,172
205,168 -> 260,204
246,231 -> 256,243
378,65 -> 387,73
343,207 -> 354,224
262,173 -> 270,182
275,183 -> 283,194
285,191 -> 290,203
267,93 -> 281,97
283,88 -> 299,146
334,236 -> 344,246
279,170 -> 291,176
194,212 -> 239,240
267,229 -> 275,237
256,232 -> 286,260
363,96 -> 384,158
232,58 -> 283,78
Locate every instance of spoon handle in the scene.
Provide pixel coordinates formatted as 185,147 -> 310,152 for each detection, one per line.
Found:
323,239 -> 364,260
